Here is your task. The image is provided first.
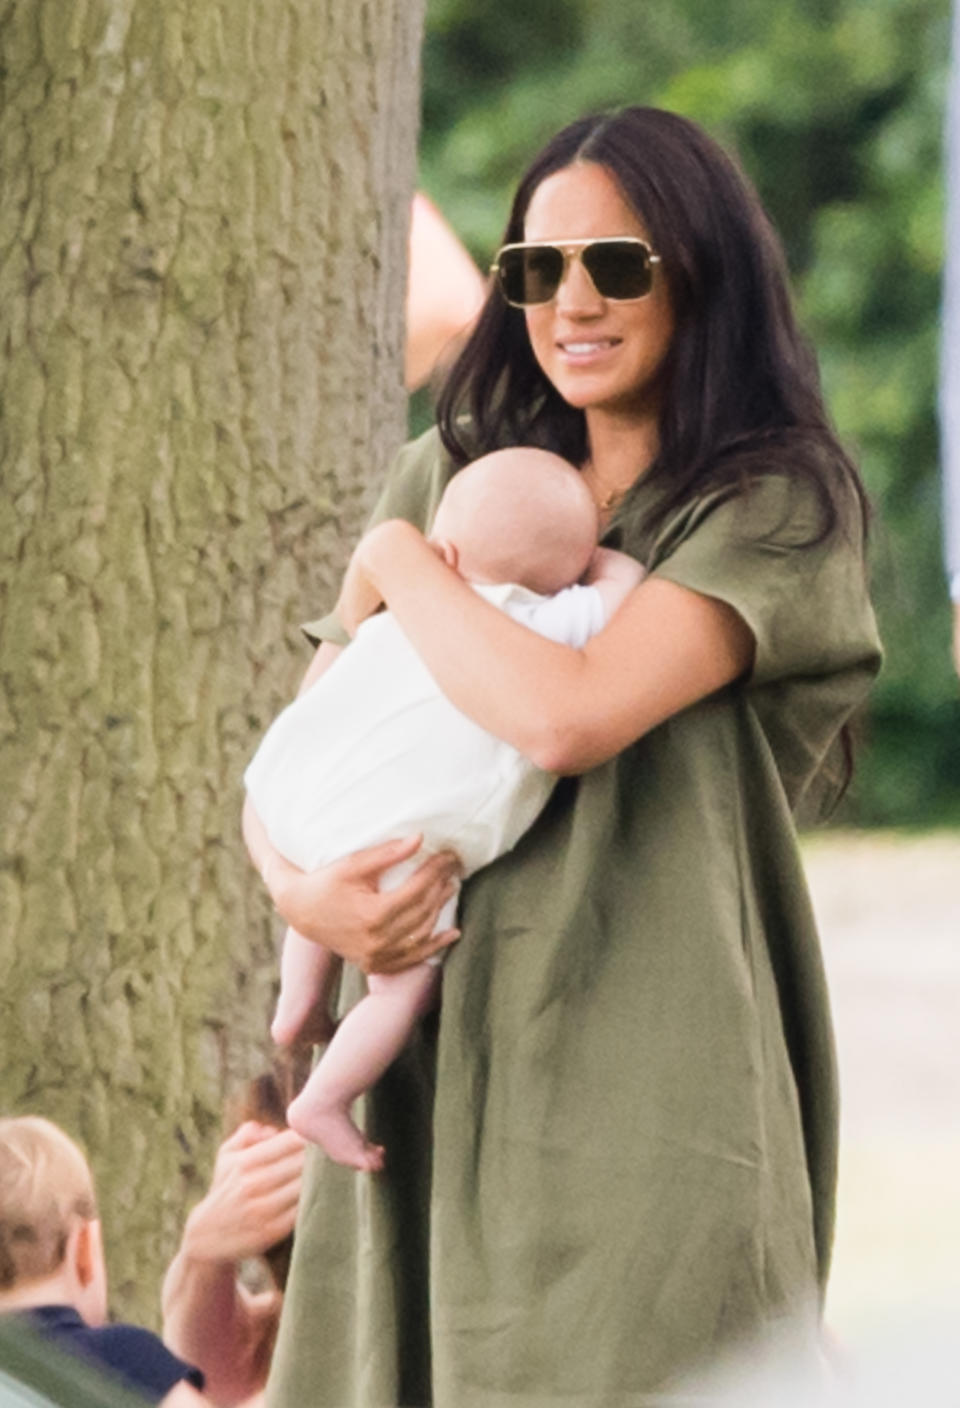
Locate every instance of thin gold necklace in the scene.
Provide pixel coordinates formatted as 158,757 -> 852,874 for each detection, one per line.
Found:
597,485 -> 626,511
582,460 -> 630,512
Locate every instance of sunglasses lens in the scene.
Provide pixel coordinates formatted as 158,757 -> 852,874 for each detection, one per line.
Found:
581,240 -> 654,299
498,245 -> 565,305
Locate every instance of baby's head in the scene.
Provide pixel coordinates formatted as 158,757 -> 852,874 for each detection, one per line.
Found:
430,447 -> 598,596
0,1116 -> 107,1325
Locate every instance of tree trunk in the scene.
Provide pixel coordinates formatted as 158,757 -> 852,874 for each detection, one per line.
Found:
0,0 -> 424,1323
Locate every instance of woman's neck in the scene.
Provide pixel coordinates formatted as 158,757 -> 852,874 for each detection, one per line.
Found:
582,408 -> 660,512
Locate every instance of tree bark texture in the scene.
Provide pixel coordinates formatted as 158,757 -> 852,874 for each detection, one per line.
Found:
0,0 -> 424,1323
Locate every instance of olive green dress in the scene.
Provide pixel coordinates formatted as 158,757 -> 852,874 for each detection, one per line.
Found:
266,429 -> 881,1408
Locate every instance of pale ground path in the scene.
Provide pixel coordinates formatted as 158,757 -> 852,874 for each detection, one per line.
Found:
802,831 -> 960,1348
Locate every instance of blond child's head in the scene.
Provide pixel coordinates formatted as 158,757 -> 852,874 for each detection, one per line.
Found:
0,1116 -> 107,1325
430,447 -> 598,596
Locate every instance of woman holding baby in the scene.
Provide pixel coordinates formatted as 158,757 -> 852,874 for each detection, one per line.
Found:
264,107 -> 881,1405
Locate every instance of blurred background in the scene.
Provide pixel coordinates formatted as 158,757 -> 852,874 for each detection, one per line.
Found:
415,0 -> 959,1380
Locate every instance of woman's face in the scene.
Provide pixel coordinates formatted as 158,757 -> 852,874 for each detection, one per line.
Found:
521,162 -> 675,423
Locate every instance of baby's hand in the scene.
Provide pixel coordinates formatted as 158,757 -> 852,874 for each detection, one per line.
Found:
583,545 -> 645,585
583,546 -> 646,619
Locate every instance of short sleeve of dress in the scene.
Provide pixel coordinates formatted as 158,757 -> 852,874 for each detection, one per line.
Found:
649,474 -> 882,688
301,427 -> 454,648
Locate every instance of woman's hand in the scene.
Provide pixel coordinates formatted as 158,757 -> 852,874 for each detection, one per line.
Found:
179,1122 -> 306,1265
337,520 -> 448,636
162,1122 -> 303,1406
265,834 -> 462,974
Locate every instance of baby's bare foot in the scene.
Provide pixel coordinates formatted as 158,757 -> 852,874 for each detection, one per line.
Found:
287,1092 -> 385,1173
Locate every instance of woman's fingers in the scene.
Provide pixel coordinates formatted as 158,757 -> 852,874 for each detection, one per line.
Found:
220,1120 -> 275,1152
213,1130 -> 304,1210
382,879 -> 458,945
330,842 -> 460,971
377,850 -> 461,925
344,834 -> 425,880
233,1130 -> 306,1194
367,906 -> 461,972
187,1128 -> 306,1261
241,1172 -> 304,1246
352,853 -> 460,970
342,838 -> 460,898
373,925 -> 461,974
269,835 -> 462,971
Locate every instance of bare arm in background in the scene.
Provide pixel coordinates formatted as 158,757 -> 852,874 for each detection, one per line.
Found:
404,193 -> 486,392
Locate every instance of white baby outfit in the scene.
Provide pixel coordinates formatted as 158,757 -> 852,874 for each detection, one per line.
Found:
244,582 -> 606,918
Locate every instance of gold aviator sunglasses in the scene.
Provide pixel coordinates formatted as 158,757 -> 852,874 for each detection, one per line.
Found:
491,237 -> 662,307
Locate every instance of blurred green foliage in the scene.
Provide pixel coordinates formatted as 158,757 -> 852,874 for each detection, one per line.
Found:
417,0 -> 959,825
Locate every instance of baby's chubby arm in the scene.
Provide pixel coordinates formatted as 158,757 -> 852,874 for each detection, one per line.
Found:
583,546 -> 646,620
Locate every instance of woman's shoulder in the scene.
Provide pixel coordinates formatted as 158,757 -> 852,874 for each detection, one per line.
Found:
370,425 -> 458,533
647,432 -> 867,570
390,424 -> 456,483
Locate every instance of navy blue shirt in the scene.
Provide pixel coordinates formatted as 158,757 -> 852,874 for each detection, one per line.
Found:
15,1305 -> 204,1403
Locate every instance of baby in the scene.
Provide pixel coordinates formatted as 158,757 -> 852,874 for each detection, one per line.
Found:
0,1115 -> 206,1406
243,447 -> 643,1171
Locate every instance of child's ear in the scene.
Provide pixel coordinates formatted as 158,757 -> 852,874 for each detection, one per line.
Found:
71,1217 -> 96,1286
432,538 -> 458,572
72,1218 -> 108,1326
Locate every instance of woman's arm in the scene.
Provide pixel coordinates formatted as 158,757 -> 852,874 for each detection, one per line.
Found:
356,520 -> 754,775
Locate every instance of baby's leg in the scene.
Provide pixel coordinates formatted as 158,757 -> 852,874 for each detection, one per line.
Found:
286,961 -> 441,1171
272,927 -> 340,1048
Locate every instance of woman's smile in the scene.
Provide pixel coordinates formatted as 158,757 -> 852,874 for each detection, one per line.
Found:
555,336 -> 623,365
